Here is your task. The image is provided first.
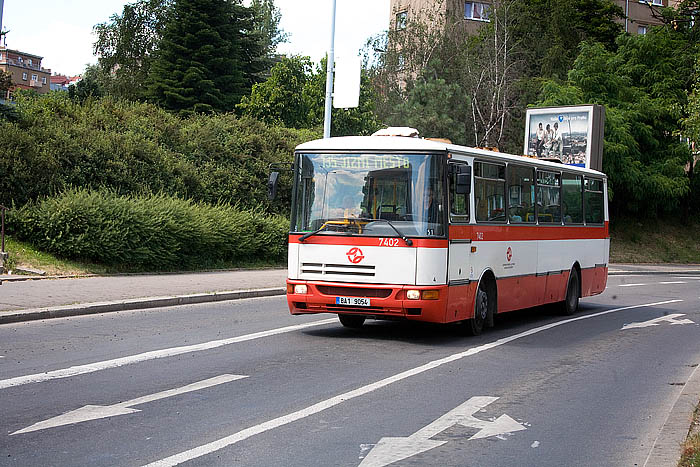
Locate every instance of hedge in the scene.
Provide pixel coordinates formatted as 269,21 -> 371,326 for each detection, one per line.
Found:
8,189 -> 289,270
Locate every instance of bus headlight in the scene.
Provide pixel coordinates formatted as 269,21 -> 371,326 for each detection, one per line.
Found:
406,290 -> 421,300
294,284 -> 308,295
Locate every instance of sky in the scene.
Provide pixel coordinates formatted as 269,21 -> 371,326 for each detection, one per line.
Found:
0,0 -> 390,76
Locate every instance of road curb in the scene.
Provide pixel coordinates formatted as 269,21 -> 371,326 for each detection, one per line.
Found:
644,362 -> 700,467
0,287 -> 287,325
608,270 -> 700,276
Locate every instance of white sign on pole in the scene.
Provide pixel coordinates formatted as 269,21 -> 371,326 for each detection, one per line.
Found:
333,55 -> 361,109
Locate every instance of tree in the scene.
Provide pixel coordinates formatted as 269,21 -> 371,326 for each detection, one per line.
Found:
237,55 -> 312,128
68,65 -> 105,103
145,0 -> 267,115
539,31 -> 697,217
238,55 -> 380,136
250,0 -> 288,58
369,0 -> 523,147
0,70 -> 13,95
93,0 -> 172,100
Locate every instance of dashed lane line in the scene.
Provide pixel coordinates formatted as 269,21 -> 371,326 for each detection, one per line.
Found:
143,299 -> 683,467
659,281 -> 687,285
0,318 -> 337,390
619,283 -> 646,287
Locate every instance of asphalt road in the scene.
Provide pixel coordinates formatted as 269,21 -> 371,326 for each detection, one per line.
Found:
1,274 -> 699,466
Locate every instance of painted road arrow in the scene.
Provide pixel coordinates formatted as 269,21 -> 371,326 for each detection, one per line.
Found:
11,374 -> 247,435
621,314 -> 694,331
359,396 -> 525,467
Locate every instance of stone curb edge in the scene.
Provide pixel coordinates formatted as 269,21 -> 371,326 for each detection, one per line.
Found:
0,287 -> 287,325
644,362 -> 700,467
608,270 -> 700,276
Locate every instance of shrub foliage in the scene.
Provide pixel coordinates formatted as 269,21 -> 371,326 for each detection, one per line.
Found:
0,92 -> 316,215
8,189 -> 289,270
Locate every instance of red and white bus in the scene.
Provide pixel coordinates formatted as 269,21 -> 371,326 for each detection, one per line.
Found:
282,131 -> 608,334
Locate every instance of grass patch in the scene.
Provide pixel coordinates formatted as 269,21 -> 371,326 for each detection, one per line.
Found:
678,401 -> 700,467
3,236 -> 108,275
610,218 -> 700,264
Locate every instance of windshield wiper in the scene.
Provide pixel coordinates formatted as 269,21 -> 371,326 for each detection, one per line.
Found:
356,218 -> 413,246
298,218 -> 356,242
298,224 -> 326,242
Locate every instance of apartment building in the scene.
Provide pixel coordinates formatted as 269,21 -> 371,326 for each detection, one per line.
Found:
0,46 -> 51,97
390,0 -> 681,35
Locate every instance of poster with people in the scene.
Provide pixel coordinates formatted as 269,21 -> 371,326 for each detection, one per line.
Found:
523,106 -> 605,170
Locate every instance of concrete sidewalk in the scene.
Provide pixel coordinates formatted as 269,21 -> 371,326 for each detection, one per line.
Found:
0,269 -> 288,324
1,263 -> 699,325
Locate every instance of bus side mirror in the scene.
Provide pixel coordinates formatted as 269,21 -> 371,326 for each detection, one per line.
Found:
456,167 -> 471,195
268,172 -> 280,200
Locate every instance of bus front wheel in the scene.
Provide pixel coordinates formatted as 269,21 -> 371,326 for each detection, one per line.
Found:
338,314 -> 366,329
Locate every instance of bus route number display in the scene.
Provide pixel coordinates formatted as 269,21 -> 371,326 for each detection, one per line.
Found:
321,154 -> 410,170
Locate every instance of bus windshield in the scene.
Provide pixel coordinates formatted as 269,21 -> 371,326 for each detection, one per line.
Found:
292,153 -> 446,238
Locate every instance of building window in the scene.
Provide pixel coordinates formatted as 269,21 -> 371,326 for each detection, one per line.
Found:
465,2 -> 490,21
638,25 -> 648,35
396,10 -> 407,29
28,59 -> 33,66
31,74 -> 38,81
640,0 -> 663,4
42,77 -> 47,85
22,72 -> 27,81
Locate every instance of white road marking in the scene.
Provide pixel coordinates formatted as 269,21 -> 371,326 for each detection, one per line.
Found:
531,441 -> 540,448
11,374 -> 246,435
674,277 -> 700,280
619,283 -> 646,287
659,281 -> 686,285
0,318 -> 336,390
143,299 -> 683,467
621,314 -> 694,330
359,396 -> 525,467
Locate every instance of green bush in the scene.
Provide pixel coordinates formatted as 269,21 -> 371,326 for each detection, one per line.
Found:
0,93 -> 317,215
8,189 -> 289,270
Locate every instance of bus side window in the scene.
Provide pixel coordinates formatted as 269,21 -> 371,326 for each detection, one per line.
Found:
507,165 -> 535,223
474,161 -> 506,223
449,163 -> 470,223
585,178 -> 604,224
562,173 -> 583,224
536,170 -> 561,224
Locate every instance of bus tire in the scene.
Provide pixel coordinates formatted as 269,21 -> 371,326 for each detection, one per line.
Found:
338,314 -> 365,328
465,278 -> 492,335
561,268 -> 580,315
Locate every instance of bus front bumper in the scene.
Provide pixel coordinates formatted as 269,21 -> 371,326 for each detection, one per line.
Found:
286,279 -> 449,323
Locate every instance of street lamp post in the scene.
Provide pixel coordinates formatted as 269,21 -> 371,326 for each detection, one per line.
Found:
323,0 -> 337,139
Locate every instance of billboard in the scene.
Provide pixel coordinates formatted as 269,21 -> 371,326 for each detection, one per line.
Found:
524,105 -> 605,171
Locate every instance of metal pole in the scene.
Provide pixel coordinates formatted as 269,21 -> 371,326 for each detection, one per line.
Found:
323,0 -> 337,139
625,0 -> 629,32
1,206 -> 5,253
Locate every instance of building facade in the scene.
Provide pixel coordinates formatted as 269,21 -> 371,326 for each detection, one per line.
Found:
390,0 -> 682,35
0,46 -> 51,97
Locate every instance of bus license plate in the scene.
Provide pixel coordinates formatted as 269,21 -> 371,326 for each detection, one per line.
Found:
336,296 -> 370,307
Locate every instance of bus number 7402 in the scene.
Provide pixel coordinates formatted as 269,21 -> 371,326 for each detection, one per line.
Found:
378,238 -> 401,247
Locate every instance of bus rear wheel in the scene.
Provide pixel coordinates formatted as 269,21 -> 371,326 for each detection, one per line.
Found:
561,268 -> 580,315
338,314 -> 366,329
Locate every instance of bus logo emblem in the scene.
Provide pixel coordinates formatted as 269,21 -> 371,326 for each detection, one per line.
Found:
347,247 -> 365,264
506,247 -> 513,262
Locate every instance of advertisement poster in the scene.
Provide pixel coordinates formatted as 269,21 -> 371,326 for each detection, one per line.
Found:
524,105 -> 604,170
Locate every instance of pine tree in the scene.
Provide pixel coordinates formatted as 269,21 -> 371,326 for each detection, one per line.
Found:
146,0 -> 266,115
